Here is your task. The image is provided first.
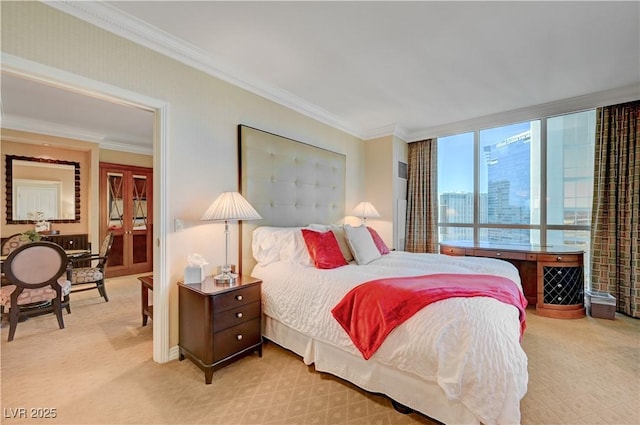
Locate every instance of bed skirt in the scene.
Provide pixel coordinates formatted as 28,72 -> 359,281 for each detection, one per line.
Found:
263,315 -> 480,425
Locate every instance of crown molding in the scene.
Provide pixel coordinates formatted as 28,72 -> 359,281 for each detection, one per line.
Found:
44,0 -> 368,140
1,114 -> 153,155
406,83 -> 640,142
362,123 -> 409,142
2,114 -> 104,143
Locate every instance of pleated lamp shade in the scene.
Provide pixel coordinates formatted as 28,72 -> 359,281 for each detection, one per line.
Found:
351,201 -> 381,220
201,192 -> 262,221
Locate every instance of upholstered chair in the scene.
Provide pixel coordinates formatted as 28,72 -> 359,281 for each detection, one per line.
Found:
0,241 -> 71,342
1,233 -> 30,256
70,233 -> 114,302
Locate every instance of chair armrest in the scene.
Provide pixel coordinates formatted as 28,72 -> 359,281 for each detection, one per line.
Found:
69,254 -> 106,265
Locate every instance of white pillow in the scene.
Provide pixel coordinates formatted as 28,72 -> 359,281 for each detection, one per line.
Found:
251,226 -> 312,266
280,229 -> 312,266
343,224 -> 381,265
252,226 -> 285,266
308,223 -> 353,262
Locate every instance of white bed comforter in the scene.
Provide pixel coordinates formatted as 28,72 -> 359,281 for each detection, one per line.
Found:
252,251 -> 528,425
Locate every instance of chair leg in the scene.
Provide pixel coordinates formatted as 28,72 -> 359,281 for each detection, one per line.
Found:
8,306 -> 19,342
97,280 -> 109,302
63,294 -> 71,314
53,299 -> 65,330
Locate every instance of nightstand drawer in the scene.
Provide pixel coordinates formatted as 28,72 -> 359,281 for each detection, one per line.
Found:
213,301 -> 261,332
213,285 -> 261,312
213,318 -> 261,362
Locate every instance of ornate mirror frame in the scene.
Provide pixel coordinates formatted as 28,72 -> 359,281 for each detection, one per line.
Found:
5,155 -> 81,224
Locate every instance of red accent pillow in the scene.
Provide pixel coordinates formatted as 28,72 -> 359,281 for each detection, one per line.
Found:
301,229 -> 348,269
367,227 -> 390,255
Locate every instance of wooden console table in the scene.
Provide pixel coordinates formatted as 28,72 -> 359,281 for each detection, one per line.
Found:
138,275 -> 153,326
440,241 -> 585,319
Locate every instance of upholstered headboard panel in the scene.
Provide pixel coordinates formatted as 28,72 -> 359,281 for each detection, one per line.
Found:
238,125 -> 346,273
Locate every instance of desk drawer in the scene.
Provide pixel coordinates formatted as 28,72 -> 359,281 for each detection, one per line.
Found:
440,246 -> 466,256
538,254 -> 581,263
471,249 -> 527,261
213,285 -> 260,312
213,301 -> 260,332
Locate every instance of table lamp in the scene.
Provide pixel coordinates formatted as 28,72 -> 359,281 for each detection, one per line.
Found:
351,201 -> 381,224
201,191 -> 262,285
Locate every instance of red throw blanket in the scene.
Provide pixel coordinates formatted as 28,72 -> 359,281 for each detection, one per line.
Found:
331,273 -> 527,360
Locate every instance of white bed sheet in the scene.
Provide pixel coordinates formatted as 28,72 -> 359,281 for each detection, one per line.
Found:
252,251 -> 528,425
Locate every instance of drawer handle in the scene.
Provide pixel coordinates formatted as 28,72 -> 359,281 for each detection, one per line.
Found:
557,296 -> 562,301
236,334 -> 243,340
557,271 -> 563,275
236,312 -> 243,318
235,295 -> 243,301
556,256 -> 562,261
557,284 -> 562,288
495,252 -> 501,256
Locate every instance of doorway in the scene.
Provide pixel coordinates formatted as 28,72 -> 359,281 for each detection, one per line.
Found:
1,55 -> 170,363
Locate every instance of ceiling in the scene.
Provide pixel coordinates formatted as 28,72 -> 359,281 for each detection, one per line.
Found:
2,1 -> 639,150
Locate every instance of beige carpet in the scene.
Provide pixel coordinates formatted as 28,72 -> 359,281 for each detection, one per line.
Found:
1,275 -> 638,425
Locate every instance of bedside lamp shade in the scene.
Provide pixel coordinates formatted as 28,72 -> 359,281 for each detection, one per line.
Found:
201,192 -> 261,284
351,201 -> 381,224
201,191 -> 262,222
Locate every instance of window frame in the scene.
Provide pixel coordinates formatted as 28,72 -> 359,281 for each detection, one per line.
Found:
437,109 -> 595,248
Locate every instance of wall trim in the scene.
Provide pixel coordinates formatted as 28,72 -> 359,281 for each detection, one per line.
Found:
407,83 -> 640,142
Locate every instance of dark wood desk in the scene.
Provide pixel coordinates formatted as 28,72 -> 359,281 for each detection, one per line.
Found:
440,241 -> 585,319
138,275 -> 153,326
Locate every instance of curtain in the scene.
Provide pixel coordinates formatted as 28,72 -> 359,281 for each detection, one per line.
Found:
405,138 -> 438,253
590,100 -> 640,317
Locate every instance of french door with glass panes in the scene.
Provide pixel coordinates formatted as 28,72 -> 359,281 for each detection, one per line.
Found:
99,162 -> 153,277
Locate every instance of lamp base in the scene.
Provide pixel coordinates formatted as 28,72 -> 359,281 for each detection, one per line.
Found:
214,272 -> 237,286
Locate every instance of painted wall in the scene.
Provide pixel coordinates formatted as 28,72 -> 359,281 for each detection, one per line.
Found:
100,149 -> 153,168
363,135 -> 408,249
1,2 -> 365,349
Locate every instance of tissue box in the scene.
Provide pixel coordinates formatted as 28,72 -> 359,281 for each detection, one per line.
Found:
586,290 -> 616,320
184,265 -> 205,284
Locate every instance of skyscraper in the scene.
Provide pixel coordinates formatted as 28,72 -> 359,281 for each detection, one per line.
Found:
484,131 -> 532,243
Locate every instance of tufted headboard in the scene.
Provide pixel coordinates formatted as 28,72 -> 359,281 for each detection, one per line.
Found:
238,125 -> 346,274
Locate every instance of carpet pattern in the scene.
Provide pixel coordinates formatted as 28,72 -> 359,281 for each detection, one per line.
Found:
1,275 -> 638,424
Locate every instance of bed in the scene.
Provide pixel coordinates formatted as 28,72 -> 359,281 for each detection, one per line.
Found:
237,126 -> 528,425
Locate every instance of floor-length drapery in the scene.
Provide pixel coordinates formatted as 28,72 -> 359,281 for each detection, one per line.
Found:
590,100 -> 639,317
405,139 -> 438,253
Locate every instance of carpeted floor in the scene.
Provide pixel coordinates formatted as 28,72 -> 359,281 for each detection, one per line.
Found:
1,275 -> 638,425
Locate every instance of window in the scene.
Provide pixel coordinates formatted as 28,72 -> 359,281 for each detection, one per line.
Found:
437,110 -> 596,258
437,132 -> 474,242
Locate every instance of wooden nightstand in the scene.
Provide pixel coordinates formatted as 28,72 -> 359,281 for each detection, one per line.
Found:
178,275 -> 262,384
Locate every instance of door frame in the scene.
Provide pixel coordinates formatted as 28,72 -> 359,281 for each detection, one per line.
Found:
2,53 -> 171,363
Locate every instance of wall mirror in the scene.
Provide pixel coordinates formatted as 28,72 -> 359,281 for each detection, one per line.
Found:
5,155 -> 81,224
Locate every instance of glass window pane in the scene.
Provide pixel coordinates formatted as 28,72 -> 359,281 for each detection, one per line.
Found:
546,110 -> 596,226
437,132 -> 474,224
439,226 -> 473,243
479,228 -> 540,245
479,121 -> 541,244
